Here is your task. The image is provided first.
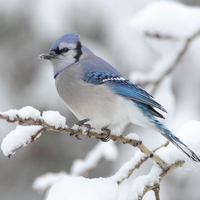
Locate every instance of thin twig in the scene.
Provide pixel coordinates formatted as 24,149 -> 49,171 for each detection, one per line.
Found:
141,161 -> 184,198
114,141 -> 170,185
132,29 -> 200,94
151,29 -> 200,94
153,184 -> 160,200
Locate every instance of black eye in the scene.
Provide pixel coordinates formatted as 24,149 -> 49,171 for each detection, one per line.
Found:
61,47 -> 69,53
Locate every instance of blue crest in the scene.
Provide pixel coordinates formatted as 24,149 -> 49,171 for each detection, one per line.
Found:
50,32 -> 79,51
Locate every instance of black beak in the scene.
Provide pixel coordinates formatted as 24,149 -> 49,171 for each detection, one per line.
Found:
38,51 -> 57,60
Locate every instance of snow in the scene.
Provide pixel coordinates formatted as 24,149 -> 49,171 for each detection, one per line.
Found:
77,125 -> 91,135
111,151 -> 145,183
156,120 -> 200,168
128,2 -> 200,92
130,1 -> 200,39
1,125 -> 43,157
102,140 -> 118,161
125,133 -> 140,141
129,45 -> 184,84
129,1 -> 200,60
71,141 -> 118,176
71,124 -> 79,130
46,176 -> 119,200
126,164 -> 162,200
0,106 -> 41,121
42,111 -> 67,128
32,171 -> 68,193
151,76 -> 175,116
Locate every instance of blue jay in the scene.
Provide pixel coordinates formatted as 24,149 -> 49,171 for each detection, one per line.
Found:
39,32 -> 200,162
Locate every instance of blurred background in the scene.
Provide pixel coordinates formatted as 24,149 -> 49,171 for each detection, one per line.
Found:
0,0 -> 200,199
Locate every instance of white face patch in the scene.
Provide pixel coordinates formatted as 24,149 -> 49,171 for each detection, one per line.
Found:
102,77 -> 125,83
57,49 -> 77,61
59,42 -> 77,50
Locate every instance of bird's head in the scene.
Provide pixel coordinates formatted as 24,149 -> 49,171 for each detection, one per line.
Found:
39,32 -> 82,76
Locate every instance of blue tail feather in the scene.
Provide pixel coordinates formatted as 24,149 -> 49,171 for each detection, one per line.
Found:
136,102 -> 200,162
154,119 -> 200,162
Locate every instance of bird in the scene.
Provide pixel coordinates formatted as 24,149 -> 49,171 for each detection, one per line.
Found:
39,32 -> 200,162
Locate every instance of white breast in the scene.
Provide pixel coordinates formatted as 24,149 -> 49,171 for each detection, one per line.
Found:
55,65 -> 153,130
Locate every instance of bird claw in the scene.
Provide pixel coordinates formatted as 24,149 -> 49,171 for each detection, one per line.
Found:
77,119 -> 90,126
76,120 -> 110,142
75,135 -> 82,140
100,127 -> 111,142
76,119 -> 92,135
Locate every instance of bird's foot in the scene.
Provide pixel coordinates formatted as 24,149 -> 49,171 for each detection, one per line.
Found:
75,135 -> 82,140
75,119 -> 92,139
77,119 -> 92,132
100,127 -> 111,142
77,119 -> 90,126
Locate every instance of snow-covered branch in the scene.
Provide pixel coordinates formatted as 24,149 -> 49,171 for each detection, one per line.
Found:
0,106 -> 168,169
130,28 -> 200,91
127,160 -> 184,200
1,125 -> 44,158
1,104 -> 200,200
129,1 -> 200,94
46,176 -> 119,200
111,142 -> 169,185
71,141 -> 118,176
32,171 -> 69,194
111,151 -> 146,184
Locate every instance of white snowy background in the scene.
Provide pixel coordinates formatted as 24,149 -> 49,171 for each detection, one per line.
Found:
1,0 -> 200,200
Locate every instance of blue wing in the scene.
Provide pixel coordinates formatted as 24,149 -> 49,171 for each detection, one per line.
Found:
83,72 -> 167,117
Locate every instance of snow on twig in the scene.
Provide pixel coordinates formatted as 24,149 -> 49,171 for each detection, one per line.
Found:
1,107 -> 200,200
130,28 -> 200,91
46,176 -> 119,200
126,161 -> 184,200
0,106 -> 42,123
125,120 -> 200,199
129,1 -> 200,91
0,106 -> 167,168
32,171 -> 68,194
0,109 -> 198,168
71,141 -> 118,176
111,151 -> 146,184
1,125 -> 43,157
110,142 -> 169,185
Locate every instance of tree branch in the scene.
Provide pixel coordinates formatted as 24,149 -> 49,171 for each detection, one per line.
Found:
126,160 -> 184,200
111,141 -> 170,185
0,108 -> 168,169
1,110 -> 195,200
130,29 -> 200,94
153,184 -> 160,200
151,28 -> 200,94
141,161 -> 184,199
